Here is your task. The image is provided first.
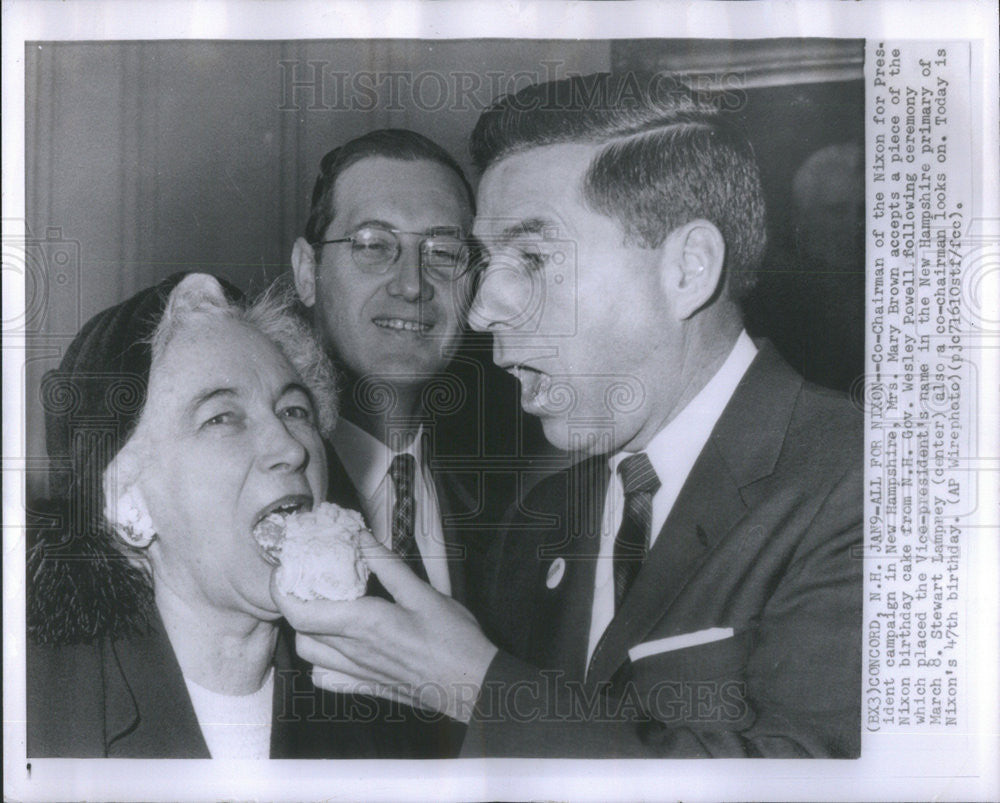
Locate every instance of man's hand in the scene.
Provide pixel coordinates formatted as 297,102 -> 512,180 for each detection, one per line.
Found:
271,531 -> 499,723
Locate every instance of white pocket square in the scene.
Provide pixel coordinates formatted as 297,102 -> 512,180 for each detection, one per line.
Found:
629,627 -> 735,662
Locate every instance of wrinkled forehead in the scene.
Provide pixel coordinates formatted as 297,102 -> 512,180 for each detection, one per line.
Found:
145,316 -> 294,413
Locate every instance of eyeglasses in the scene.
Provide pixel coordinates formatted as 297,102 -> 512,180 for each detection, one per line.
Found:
312,225 -> 480,283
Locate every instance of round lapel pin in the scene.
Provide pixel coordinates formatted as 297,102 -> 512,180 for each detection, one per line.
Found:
546,557 -> 566,589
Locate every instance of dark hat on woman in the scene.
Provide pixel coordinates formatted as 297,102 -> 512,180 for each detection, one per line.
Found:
29,272 -> 243,645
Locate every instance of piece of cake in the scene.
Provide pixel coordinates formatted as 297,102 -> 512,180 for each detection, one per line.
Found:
254,502 -> 370,601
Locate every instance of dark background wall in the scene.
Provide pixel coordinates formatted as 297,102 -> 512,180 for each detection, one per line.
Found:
24,39 -> 865,496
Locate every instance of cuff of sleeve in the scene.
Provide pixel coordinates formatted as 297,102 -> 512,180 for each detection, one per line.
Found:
461,650 -> 543,757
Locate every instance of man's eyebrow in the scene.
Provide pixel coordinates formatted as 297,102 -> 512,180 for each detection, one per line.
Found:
355,219 -> 464,237
496,217 -> 555,242
354,219 -> 397,232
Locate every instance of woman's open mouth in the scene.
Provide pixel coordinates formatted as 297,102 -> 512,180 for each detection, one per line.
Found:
251,494 -> 313,565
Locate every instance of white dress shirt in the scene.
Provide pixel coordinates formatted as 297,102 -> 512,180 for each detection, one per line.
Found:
586,331 -> 759,664
331,419 -> 452,596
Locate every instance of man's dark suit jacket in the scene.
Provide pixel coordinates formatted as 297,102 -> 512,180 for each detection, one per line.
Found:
27,612 -> 382,758
323,440 -> 489,757
462,343 -> 863,758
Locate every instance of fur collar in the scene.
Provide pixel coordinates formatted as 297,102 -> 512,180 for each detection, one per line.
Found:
27,501 -> 153,646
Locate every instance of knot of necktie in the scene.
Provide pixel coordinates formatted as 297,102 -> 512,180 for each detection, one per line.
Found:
618,451 -> 661,497
613,452 -> 660,612
388,452 -> 416,500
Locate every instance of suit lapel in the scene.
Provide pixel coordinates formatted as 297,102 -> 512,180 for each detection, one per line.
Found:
104,615 -> 209,758
269,624 -> 297,758
325,440 -> 366,514
586,446 -> 748,685
431,467 -> 476,605
586,343 -> 803,686
530,456 -> 610,679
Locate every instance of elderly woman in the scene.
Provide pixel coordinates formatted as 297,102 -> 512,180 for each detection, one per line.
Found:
26,272 -> 377,758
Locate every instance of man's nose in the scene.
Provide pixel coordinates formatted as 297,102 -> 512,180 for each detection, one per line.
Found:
468,261 -> 539,332
386,242 -> 432,302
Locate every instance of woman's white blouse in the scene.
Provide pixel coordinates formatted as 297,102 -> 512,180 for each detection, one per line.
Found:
183,667 -> 274,759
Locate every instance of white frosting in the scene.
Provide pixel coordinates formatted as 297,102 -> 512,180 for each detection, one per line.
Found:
272,503 -> 370,601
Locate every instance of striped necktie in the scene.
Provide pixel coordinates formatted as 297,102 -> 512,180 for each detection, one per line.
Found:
387,453 -> 428,581
613,452 -> 661,611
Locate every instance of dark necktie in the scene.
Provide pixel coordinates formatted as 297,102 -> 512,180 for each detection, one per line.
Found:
387,453 -> 428,581
613,452 -> 661,612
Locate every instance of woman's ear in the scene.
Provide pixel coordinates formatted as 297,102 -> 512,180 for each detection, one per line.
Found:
291,238 -> 318,308
104,450 -> 156,550
659,219 -> 727,320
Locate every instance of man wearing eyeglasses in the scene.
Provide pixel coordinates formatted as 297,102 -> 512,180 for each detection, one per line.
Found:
277,78 -> 862,760
290,129 -> 482,756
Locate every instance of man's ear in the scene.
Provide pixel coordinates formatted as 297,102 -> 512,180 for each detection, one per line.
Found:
659,219 -> 727,320
291,237 -> 318,308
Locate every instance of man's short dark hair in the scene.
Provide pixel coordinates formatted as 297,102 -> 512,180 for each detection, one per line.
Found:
470,72 -> 766,300
304,129 -> 475,259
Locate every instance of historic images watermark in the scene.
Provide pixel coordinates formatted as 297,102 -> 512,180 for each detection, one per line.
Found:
274,671 -> 750,728
279,62 -> 748,114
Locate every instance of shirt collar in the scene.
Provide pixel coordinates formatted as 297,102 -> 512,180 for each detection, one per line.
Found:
609,331 -> 758,485
330,418 -> 423,501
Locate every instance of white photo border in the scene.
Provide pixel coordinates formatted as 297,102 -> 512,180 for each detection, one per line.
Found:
3,1 -> 997,801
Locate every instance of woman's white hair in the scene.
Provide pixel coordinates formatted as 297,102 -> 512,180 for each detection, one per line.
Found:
150,273 -> 338,436
104,273 -> 337,559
